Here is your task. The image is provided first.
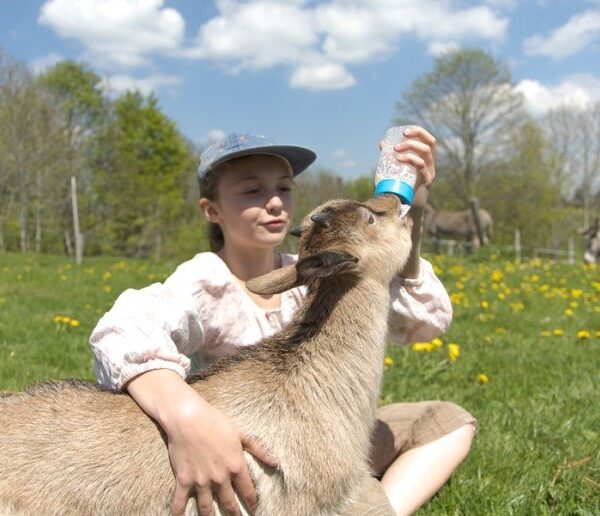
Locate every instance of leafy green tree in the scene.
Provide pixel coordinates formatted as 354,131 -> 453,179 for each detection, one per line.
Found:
477,122 -> 563,246
0,51 -> 69,253
36,61 -> 107,253
394,48 -> 527,200
93,91 -> 193,258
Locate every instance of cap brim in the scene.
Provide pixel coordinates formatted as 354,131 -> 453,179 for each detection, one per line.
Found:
208,144 -> 316,177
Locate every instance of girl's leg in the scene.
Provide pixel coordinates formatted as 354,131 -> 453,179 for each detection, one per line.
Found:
380,423 -> 474,515
371,401 -> 477,515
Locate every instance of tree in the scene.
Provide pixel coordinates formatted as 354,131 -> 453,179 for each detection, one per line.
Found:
543,102 -> 600,228
37,61 -> 107,253
394,48 -> 527,200
0,52 -> 68,253
93,91 -> 193,258
477,122 -> 563,246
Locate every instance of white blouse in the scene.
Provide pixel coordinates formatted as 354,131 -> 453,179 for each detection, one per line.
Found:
90,253 -> 452,390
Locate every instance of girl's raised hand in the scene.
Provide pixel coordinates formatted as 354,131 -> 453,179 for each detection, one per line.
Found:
379,126 -> 437,209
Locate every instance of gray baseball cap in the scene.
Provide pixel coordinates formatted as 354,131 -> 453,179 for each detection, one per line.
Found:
198,132 -> 317,180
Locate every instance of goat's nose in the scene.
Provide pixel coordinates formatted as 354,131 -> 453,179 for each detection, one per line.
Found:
311,212 -> 332,228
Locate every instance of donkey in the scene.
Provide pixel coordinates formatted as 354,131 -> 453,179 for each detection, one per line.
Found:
0,194 -> 413,515
423,202 -> 493,252
579,217 -> 600,264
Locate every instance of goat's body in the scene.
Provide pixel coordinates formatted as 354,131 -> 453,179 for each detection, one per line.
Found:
0,278 -> 390,515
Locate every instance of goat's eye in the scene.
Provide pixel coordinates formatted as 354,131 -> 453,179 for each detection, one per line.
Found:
368,213 -> 375,224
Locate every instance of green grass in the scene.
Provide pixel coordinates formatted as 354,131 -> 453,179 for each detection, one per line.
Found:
1,251 -> 599,514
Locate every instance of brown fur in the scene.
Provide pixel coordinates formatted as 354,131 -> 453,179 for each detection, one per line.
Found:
0,195 -> 412,516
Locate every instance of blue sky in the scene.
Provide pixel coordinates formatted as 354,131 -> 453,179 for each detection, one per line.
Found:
1,0 -> 599,179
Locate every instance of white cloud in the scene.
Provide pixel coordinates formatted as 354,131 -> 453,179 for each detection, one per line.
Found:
483,0 -> 519,11
185,0 -> 508,90
37,0 -> 509,91
38,0 -> 185,67
428,41 -> 459,56
523,9 -> 600,59
290,62 -> 355,90
184,1 -> 316,70
331,148 -> 356,169
30,52 -> 64,74
205,129 -> 226,142
102,73 -> 181,95
515,74 -> 600,116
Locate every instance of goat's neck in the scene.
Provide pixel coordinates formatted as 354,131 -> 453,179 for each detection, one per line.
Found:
284,275 -> 392,406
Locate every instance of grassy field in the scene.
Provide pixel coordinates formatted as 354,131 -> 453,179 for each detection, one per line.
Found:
0,250 -> 598,514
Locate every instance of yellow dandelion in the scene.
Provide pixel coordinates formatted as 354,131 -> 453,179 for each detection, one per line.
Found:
595,330 -> 600,338
477,373 -> 489,384
480,300 -> 489,309
491,269 -> 503,282
70,319 -> 80,328
412,342 -> 434,352
510,302 -> 524,312
102,272 -> 112,281
498,292 -> 506,300
569,301 -> 578,309
431,338 -> 444,348
448,343 -> 460,363
553,328 -> 564,336
576,330 -> 590,339
102,285 -> 112,293
495,327 -> 507,335
540,330 -> 551,337
592,281 -> 600,292
564,308 -> 574,317
384,356 -> 394,366
61,316 -> 71,324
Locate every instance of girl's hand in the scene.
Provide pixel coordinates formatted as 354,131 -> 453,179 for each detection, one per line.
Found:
126,370 -> 277,516
165,394 -> 276,516
380,126 -> 437,209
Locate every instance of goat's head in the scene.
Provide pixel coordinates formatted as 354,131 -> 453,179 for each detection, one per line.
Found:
247,194 -> 413,295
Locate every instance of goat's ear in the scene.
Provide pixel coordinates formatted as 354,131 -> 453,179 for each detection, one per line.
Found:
246,265 -> 300,296
297,251 -> 358,279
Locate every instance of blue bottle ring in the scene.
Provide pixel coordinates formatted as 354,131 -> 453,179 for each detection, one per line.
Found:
374,179 -> 414,205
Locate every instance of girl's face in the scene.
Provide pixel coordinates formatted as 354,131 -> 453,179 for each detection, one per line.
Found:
200,155 -> 295,250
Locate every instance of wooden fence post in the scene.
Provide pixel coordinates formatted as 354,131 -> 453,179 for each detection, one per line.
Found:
71,176 -> 83,265
568,238 -> 574,265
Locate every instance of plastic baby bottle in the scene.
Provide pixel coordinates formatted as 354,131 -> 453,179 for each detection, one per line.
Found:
374,126 -> 417,205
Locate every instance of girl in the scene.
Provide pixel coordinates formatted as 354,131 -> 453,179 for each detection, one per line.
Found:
90,128 -> 476,516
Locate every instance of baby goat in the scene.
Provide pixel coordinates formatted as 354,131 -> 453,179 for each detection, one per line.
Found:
0,194 -> 413,515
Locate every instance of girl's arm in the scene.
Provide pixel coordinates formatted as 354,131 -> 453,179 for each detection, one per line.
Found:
384,126 -> 453,345
90,256 -> 276,513
392,126 -> 437,280
90,259 -> 205,390
126,369 -> 275,515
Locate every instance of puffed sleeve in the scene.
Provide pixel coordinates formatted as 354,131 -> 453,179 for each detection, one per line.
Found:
387,257 -> 452,345
89,260 -> 205,391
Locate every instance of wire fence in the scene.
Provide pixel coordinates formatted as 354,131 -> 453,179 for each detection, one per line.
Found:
423,230 -> 581,265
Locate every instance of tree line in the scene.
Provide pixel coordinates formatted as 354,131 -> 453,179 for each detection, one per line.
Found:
0,48 -> 598,261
